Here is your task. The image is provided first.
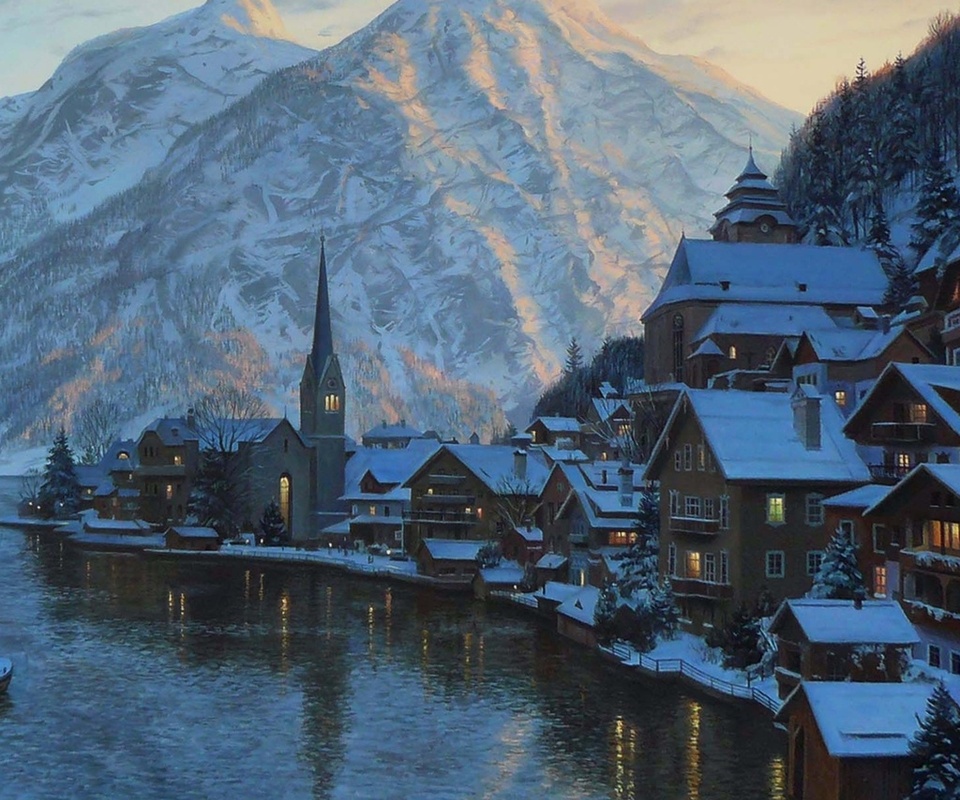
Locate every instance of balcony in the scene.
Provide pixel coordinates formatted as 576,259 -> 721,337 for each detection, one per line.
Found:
900,548 -> 960,579
428,474 -> 466,486
669,577 -> 733,600
568,532 -> 589,545
868,463 -> 914,484
944,308 -> 960,333
403,510 -> 478,526
669,516 -> 720,536
870,422 -> 936,443
421,494 -> 475,506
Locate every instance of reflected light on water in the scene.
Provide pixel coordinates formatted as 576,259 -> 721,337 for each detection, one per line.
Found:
367,605 -> 375,656
769,754 -> 786,800
244,569 -> 251,603
258,572 -> 265,603
384,588 -> 392,654
611,715 -> 638,799
280,592 -> 290,673
687,699 -> 702,800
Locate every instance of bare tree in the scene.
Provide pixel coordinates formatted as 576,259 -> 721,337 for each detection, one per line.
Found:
630,387 -> 674,463
192,382 -> 269,453
494,472 -> 543,533
18,467 -> 42,514
74,398 -> 122,464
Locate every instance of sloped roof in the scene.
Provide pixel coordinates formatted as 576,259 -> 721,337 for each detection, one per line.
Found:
695,304 -> 837,342
100,439 -> 139,472
513,525 -> 544,542
168,526 -> 219,539
822,483 -> 889,510
344,440 -> 439,495
864,463 -> 960,517
536,554 -> 568,570
361,421 -> 427,442
142,417 -> 197,446
591,397 -> 631,423
557,586 -> 600,625
642,239 -> 887,320
689,338 -> 725,359
420,539 -> 484,562
770,599 -> 918,645
778,682 -> 938,758
646,389 -> 870,484
845,363 -> 960,439
528,416 -> 582,433
426,444 -> 551,495
801,324 -> 921,363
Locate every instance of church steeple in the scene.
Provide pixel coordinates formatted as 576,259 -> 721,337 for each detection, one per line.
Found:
311,235 -> 334,368
709,147 -> 798,244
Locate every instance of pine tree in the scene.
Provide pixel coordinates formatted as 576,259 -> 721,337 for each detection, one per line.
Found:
907,682 -> 960,800
911,140 -> 960,258
187,450 -> 244,539
637,488 -> 660,541
594,583 -> 619,646
885,53 -> 920,187
718,605 -> 764,669
38,427 -> 81,518
564,337 -> 584,374
809,526 -> 865,600
616,535 -> 660,599
651,579 -> 680,641
259,500 -> 287,546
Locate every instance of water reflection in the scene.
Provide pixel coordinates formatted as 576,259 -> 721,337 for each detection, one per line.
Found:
0,483 -> 786,800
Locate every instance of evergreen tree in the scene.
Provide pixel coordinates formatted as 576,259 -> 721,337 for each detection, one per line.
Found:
708,605 -> 764,670
258,500 -> 288,546
617,535 -> 660,599
187,450 -> 244,539
564,337 -> 584,374
38,427 -> 81,518
809,526 -> 865,600
637,488 -> 660,541
907,681 -> 960,800
594,583 -> 619,646
476,541 -> 502,568
885,53 -> 920,187
911,140 -> 960,257
651,579 -> 680,641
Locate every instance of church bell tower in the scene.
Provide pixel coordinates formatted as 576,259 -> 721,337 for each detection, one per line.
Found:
299,236 -> 346,531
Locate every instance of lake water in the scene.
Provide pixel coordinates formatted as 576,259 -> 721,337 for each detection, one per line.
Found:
0,476 -> 786,799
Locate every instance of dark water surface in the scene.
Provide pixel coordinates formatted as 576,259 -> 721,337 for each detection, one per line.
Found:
0,477 -> 785,799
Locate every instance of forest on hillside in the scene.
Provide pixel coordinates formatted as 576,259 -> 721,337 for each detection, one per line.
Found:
776,11 -> 960,275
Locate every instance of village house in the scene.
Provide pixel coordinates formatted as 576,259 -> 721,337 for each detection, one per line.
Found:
134,416 -> 200,526
414,539 -> 486,589
860,463 -> 960,674
769,598 -> 918,699
821,484 -> 894,599
526,416 -> 584,449
91,440 -> 140,520
360,419 -> 436,449
163,525 -> 220,552
644,386 -> 870,631
776,681 -> 944,800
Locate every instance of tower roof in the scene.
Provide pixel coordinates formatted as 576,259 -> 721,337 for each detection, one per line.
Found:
311,236 -> 334,365
709,148 -> 797,237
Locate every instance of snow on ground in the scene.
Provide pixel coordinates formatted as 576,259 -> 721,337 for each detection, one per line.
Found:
217,544 -> 420,577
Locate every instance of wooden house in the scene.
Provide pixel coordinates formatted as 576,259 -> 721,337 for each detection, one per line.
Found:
415,539 -> 484,589
164,526 -> 220,551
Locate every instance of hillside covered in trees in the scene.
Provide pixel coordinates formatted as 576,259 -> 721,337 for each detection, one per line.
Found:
776,12 -> 960,282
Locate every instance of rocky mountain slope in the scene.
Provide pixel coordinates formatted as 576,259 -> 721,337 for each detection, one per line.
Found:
0,0 -> 799,447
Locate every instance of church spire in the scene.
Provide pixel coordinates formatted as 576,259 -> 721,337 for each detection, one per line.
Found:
311,235 -> 334,366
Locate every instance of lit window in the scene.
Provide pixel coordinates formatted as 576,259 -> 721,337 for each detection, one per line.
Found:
324,394 -> 341,412
165,484 -> 174,500
834,390 -> 847,407
704,553 -> 716,583
118,452 -> 129,461
806,550 -> 824,576
766,551 -> 785,578
686,551 -> 702,579
805,494 -> 824,526
929,520 -> 960,550
909,403 -> 929,424
477,507 -> 483,520
173,454 -> 183,466
369,505 -> 376,516
279,475 -> 291,528
873,566 -> 887,597
766,494 -> 786,525
728,345 -> 737,359
668,543 -> 677,576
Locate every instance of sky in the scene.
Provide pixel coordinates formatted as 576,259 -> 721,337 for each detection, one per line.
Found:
0,0 -> 952,113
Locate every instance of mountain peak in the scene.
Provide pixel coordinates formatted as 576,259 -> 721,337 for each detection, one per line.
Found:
200,0 -> 291,40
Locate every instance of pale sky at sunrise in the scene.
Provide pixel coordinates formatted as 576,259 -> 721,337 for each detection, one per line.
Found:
0,0 -> 954,113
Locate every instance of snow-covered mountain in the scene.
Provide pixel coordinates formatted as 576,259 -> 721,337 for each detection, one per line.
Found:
0,0 -> 800,449
0,0 -> 314,254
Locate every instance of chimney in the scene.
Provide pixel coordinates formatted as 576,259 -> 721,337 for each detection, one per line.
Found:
880,314 -> 891,334
853,586 -> 866,610
619,460 -> 634,508
186,408 -> 196,430
791,386 -> 821,450
401,418 -> 406,428
513,448 -> 527,481
469,432 -> 480,445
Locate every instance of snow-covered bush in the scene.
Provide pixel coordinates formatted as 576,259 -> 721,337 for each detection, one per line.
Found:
907,681 -> 960,800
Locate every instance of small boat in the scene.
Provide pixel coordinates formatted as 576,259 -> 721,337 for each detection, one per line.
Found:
0,658 -> 12,693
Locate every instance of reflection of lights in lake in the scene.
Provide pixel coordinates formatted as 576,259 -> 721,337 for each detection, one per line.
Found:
280,592 -> 290,671
384,588 -> 392,654
463,632 -> 472,682
769,754 -> 786,799
325,586 -> 332,640
686,699 -> 702,800
244,569 -> 250,602
368,605 -> 375,656
167,589 -> 174,622
258,572 -> 265,603
611,715 -> 638,799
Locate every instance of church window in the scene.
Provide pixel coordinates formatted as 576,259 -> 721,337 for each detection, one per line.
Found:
672,314 -> 684,382
279,475 -> 291,530
327,378 -> 338,389
325,394 -> 340,413
284,438 -> 289,453
728,345 -> 737,360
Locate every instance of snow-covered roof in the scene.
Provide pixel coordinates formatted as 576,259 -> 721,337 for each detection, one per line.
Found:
557,461 -> 644,529
864,463 -> 960,517
537,444 -> 590,464
536,554 -> 568,570
846,363 -> 960,439
694,304 -> 836,343
420,539 -> 484,562
528,416 -> 583,434
345,439 -> 440,494
557,586 -> 600,625
600,547 -> 631,580
822,483 -> 889,510
478,565 -> 524,585
770,599 -> 918,645
342,487 -> 410,503
141,417 -> 197,446
647,389 -> 870,484
422,444 -> 551,495
642,239 -> 887,320
75,464 -> 104,488
591,397 -> 631,423
167,526 -> 219,539
779,682 -> 936,758
513,525 -> 543,542
101,439 -> 139,471
688,338 -> 725,359
801,324 -> 916,363
80,511 -> 152,533
915,236 -> 960,274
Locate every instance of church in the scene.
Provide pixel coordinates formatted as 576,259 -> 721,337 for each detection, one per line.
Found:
641,150 -> 890,389
97,238 -> 348,542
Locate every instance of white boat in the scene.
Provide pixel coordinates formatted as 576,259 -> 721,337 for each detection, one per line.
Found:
0,658 -> 12,693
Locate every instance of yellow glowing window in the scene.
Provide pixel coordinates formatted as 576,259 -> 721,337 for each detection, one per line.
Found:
767,494 -> 785,524
165,484 -> 174,500
685,551 -> 701,579
728,346 -> 737,359
173,454 -> 183,466
324,394 -> 340,412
